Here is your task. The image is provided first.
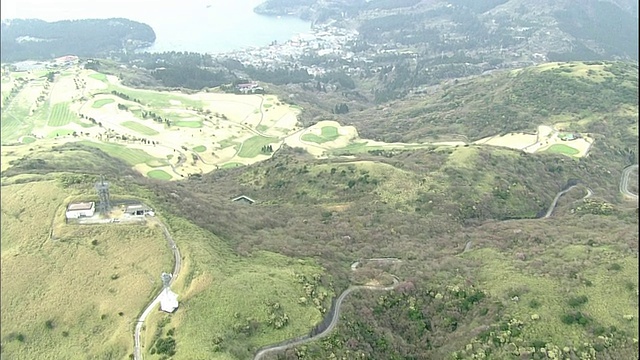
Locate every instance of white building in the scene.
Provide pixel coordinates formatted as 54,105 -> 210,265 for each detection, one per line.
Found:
124,204 -> 154,216
159,288 -> 179,313
65,202 -> 96,219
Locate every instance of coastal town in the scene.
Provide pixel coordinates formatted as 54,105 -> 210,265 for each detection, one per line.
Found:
217,23 -> 361,76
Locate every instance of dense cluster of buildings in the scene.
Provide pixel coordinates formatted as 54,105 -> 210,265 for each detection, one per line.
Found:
218,24 -> 360,75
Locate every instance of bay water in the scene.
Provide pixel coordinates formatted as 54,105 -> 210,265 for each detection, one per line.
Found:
1,0 -> 312,54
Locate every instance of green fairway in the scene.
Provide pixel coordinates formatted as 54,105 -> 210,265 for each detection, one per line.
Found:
218,138 -> 239,150
301,126 -> 339,144
21,136 -> 36,144
46,129 -> 75,138
147,169 -> 172,180
77,141 -> 158,165
238,135 -> 278,158
221,162 -> 243,169
48,103 -> 77,127
192,145 -> 206,153
107,85 -> 203,108
92,98 -> 114,108
546,144 -> 580,156
1,110 -> 31,144
89,73 -> 107,81
146,159 -> 170,168
121,121 -> 159,136
173,120 -> 203,128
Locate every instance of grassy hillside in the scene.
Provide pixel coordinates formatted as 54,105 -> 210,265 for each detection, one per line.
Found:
0,181 -> 173,359
348,61 -> 638,144
0,149 -> 334,360
1,60 -> 637,360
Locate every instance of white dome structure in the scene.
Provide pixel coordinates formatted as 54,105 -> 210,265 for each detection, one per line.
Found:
159,287 -> 179,313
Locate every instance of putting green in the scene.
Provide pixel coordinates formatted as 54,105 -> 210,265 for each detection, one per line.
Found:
92,98 -> 114,108
546,144 -> 579,156
147,169 -> 172,180
21,136 -> 36,144
193,145 -> 206,153
301,126 -> 339,144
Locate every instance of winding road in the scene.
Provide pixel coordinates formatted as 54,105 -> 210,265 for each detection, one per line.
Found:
129,165 -> 638,359
543,184 -> 579,218
253,260 -> 402,360
620,164 -> 638,200
133,217 -> 181,360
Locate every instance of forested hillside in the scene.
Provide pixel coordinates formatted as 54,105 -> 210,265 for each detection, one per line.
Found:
0,18 -> 156,62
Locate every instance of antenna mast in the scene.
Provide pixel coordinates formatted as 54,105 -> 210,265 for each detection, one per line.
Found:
95,175 -> 111,215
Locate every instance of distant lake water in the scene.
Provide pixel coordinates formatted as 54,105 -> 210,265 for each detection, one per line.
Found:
1,0 -> 312,54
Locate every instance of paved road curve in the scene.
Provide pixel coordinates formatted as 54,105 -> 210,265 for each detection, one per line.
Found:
133,217 -> 181,360
544,185 -> 578,218
253,264 -> 401,360
620,164 -> 638,200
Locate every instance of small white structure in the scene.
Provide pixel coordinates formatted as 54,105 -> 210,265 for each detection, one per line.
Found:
65,202 -> 96,219
231,195 -> 255,204
159,288 -> 179,313
124,204 -> 153,216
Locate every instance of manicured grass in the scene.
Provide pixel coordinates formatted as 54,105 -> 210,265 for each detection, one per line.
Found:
89,73 -> 107,81
92,98 -> 114,108
121,121 -> 159,136
77,141 -> 158,165
301,126 -> 339,144
48,103 -> 77,127
218,138 -> 239,150
146,159 -> 169,168
238,135 -> 279,158
0,181 -> 172,360
46,129 -> 75,138
173,121 -> 202,128
21,136 -> 36,144
1,104 -> 32,144
257,125 -> 269,132
106,85 -> 203,108
263,103 -> 273,108
546,144 -> 580,156
147,169 -> 172,180
192,145 -> 206,153
221,162 -> 243,169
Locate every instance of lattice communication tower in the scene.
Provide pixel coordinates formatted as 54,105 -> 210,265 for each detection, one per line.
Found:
161,272 -> 172,288
95,175 -> 111,215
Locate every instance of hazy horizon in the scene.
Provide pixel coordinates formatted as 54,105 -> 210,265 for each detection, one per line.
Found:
1,0 -> 311,54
